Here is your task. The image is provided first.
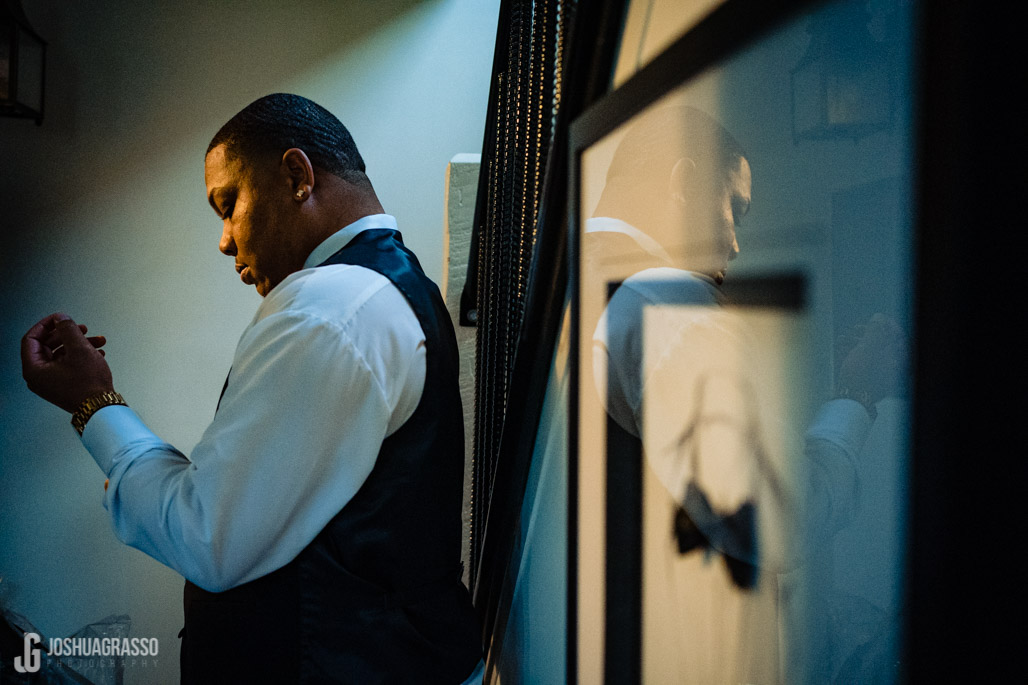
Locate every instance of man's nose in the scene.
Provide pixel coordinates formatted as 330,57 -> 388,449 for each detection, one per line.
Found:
219,225 -> 236,256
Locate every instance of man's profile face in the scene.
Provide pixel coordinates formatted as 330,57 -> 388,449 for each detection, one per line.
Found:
721,155 -> 752,264
205,144 -> 303,297
668,154 -> 752,280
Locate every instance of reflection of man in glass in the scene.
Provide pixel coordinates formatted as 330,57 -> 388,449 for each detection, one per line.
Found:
586,106 -> 750,290
586,106 -> 759,494
586,105 -> 899,682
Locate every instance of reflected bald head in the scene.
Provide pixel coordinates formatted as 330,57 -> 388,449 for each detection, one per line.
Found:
593,105 -> 752,281
604,105 -> 747,198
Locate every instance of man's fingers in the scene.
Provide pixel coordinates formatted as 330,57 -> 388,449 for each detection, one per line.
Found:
21,336 -> 50,372
21,313 -> 73,368
864,314 -> 905,348
22,315 -> 107,377
23,312 -> 72,345
87,335 -> 108,358
53,318 -> 93,351
43,328 -> 64,350
44,323 -> 95,350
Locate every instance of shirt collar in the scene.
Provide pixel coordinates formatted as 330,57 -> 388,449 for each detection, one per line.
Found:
585,216 -> 674,265
303,214 -> 399,269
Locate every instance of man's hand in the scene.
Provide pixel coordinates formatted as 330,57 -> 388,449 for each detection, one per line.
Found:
21,312 -> 114,413
837,313 -> 907,404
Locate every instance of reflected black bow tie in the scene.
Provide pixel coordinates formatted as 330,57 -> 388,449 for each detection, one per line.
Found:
674,481 -> 758,590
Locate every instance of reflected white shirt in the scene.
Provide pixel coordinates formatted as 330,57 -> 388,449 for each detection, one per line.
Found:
593,266 -> 872,565
81,214 -> 428,592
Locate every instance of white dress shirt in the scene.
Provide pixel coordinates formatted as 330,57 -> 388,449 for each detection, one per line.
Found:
81,214 -> 428,593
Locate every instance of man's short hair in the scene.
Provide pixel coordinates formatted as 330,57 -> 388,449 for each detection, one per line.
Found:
208,93 -> 368,185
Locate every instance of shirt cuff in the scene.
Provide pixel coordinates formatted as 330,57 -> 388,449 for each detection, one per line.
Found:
80,404 -> 160,475
805,398 -> 874,457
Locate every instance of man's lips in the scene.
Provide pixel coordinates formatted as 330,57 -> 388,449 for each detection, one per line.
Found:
236,264 -> 253,284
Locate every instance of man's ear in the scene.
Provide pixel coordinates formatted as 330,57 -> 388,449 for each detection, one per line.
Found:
281,148 -> 315,201
669,157 -> 698,204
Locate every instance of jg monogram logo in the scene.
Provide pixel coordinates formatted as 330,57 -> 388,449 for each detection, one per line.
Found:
13,632 -> 42,673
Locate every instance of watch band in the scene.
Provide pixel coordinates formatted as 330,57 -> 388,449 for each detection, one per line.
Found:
71,391 -> 127,435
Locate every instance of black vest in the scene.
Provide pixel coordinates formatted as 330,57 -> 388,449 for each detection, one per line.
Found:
180,229 -> 481,684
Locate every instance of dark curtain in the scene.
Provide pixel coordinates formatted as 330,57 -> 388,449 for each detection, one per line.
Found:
464,0 -> 571,593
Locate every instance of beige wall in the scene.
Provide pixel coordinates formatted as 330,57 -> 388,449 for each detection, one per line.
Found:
0,1 -> 498,681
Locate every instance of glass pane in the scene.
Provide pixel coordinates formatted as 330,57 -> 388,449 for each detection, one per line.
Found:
577,0 -> 915,681
613,0 -> 727,87
491,306 -> 571,684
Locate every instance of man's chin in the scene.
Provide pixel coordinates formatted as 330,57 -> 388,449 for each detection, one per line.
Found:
255,275 -> 283,298
251,269 -> 291,297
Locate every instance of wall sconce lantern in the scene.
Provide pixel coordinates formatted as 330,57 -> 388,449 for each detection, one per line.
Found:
791,3 -> 892,143
1,0 -> 46,124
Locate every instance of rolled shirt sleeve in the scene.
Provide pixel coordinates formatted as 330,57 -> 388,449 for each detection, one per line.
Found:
80,264 -> 426,592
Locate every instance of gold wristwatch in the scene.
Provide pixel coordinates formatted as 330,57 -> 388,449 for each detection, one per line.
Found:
71,391 -> 127,435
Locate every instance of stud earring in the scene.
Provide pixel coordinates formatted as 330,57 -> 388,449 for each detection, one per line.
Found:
295,188 -> 305,199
